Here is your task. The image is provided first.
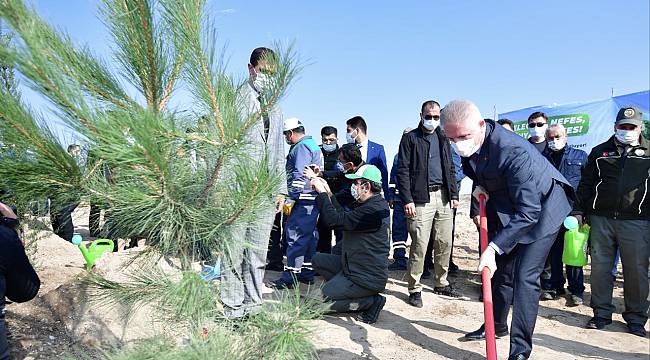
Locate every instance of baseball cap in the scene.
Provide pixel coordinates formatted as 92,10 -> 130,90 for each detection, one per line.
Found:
345,164 -> 382,184
283,117 -> 303,132
615,107 -> 643,126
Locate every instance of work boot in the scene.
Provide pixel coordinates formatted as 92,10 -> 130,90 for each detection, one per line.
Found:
567,294 -> 583,307
408,292 -> 423,308
388,260 -> 407,271
540,290 -> 556,301
433,285 -> 463,299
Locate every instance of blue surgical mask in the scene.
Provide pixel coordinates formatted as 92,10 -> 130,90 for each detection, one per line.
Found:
346,130 -> 357,144
615,129 -> 639,145
336,161 -> 346,172
322,143 -> 337,153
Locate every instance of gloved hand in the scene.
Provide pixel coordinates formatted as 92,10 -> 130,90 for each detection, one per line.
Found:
472,185 -> 489,202
478,246 -> 497,278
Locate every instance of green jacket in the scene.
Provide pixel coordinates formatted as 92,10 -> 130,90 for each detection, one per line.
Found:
577,135 -> 650,220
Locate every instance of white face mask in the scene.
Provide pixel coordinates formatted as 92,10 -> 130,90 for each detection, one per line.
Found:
548,139 -> 566,151
615,129 -> 639,145
346,130 -> 357,144
528,124 -> 547,138
350,183 -> 360,201
252,72 -> 271,93
451,138 -> 481,157
422,119 -> 439,130
322,143 -> 337,153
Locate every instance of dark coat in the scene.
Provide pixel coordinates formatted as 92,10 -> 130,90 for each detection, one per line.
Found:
396,125 -> 459,204
462,119 -> 574,254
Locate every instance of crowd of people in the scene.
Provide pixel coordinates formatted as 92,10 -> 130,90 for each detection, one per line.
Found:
1,46 -> 648,360
227,47 -> 649,360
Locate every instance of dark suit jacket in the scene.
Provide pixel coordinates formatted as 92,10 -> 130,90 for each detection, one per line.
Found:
462,120 -> 574,254
366,140 -> 390,199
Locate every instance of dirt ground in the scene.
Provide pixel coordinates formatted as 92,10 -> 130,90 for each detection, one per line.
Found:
4,200 -> 649,359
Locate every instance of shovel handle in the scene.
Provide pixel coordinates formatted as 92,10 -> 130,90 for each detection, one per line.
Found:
479,194 -> 497,360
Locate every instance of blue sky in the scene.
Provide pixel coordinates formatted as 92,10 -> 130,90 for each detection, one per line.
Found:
20,0 -> 650,163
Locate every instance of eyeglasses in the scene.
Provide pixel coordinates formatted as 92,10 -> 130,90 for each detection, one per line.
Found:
423,115 -> 440,121
528,122 -> 546,128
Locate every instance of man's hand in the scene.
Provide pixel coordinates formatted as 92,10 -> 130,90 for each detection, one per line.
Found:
472,215 -> 480,228
404,202 -> 417,218
0,202 -> 17,219
575,214 -> 584,226
311,177 -> 331,194
472,185 -> 489,202
478,246 -> 497,278
450,199 -> 459,209
303,164 -> 320,180
275,195 -> 285,214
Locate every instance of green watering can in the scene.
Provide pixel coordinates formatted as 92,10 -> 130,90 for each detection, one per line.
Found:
71,234 -> 114,269
562,216 -> 590,267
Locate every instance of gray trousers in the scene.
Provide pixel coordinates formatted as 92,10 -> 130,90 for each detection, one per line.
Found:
589,215 -> 649,326
313,253 -> 377,313
220,203 -> 276,319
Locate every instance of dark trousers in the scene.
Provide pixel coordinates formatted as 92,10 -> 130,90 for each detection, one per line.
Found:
589,216 -> 649,326
313,253 -> 377,313
541,228 -> 585,297
89,202 -> 102,237
449,208 -> 458,265
391,200 -> 408,261
50,202 -> 78,242
316,217 -> 333,254
267,213 -> 284,267
1,245 -> 40,360
492,229 -> 558,358
281,201 -> 319,282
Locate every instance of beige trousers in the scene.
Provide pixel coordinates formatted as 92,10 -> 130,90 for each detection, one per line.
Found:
407,189 -> 454,291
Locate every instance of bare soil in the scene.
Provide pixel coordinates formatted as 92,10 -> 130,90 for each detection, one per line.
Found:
5,200 -> 649,359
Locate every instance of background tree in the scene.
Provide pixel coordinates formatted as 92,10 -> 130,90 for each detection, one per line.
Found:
0,0 -> 323,358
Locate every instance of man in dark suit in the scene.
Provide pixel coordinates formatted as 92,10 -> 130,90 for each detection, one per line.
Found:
441,100 -> 573,360
346,116 -> 390,199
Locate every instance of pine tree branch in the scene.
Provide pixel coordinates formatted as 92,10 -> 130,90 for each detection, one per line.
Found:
136,0 -> 158,108
158,52 -> 183,112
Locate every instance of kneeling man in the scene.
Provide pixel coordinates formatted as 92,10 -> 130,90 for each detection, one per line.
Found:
310,165 -> 390,324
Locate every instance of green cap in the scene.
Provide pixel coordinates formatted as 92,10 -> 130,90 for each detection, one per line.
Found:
345,164 -> 382,184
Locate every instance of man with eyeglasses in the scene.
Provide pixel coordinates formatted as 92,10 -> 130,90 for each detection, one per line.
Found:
397,100 -> 461,307
527,112 -> 549,153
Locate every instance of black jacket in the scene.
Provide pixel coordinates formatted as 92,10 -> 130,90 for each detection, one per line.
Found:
316,192 -> 390,292
320,145 -> 343,194
396,125 -> 458,204
577,135 -> 650,220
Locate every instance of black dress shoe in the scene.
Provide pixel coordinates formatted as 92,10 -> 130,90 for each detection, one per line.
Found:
462,324 -> 509,341
358,294 -> 386,324
627,323 -> 648,337
586,317 -> 612,329
508,354 -> 528,360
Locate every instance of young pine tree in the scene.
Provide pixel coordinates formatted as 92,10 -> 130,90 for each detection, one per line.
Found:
0,1 -> 323,358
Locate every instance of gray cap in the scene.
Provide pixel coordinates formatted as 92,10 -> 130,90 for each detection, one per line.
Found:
615,106 -> 644,126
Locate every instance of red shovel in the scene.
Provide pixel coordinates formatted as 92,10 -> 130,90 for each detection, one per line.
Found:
479,194 -> 497,360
